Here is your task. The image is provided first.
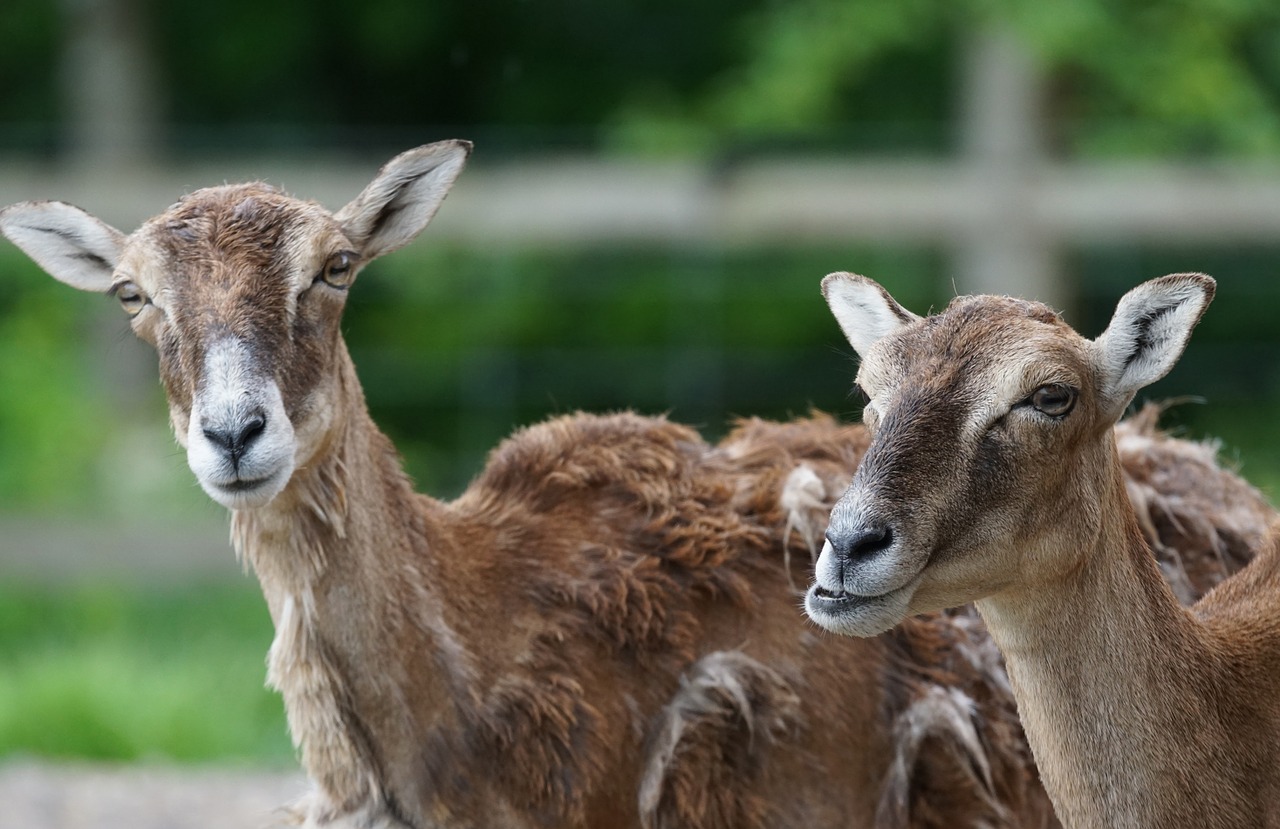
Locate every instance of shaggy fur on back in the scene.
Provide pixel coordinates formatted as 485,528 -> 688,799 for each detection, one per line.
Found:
275,406 -> 1266,829
430,412 -> 880,828
1118,404 -> 1273,604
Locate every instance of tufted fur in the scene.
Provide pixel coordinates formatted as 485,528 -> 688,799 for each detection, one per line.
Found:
2,150 -> 1275,829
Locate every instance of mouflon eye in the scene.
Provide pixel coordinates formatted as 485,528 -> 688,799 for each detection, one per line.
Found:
319,251 -> 356,289
112,281 -> 149,316
1030,383 -> 1077,417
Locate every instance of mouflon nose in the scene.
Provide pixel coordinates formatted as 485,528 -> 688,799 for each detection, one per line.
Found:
202,410 -> 266,464
825,523 -> 894,563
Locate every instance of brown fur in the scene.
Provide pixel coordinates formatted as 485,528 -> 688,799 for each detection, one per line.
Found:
1118,403 -> 1272,603
3,156 -> 1275,829
638,650 -> 806,829
818,274 -> 1280,828
244,401 -> 906,828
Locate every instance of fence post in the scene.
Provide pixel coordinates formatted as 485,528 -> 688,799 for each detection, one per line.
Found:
955,25 -> 1067,312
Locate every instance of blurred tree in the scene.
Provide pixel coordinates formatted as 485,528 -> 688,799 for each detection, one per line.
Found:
608,0 -> 1280,157
8,0 -> 1278,158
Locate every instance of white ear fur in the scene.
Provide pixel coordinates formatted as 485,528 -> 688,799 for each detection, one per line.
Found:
335,139 -> 472,261
1093,273 -> 1215,418
0,201 -> 125,292
821,272 -> 920,358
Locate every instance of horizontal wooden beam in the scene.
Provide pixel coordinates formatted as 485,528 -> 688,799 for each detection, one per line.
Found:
4,158 -> 1280,247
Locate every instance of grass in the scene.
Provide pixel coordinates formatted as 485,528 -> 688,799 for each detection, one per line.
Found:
0,583 -> 293,765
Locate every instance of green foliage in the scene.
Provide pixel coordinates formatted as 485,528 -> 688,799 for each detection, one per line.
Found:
12,1 -> 1278,157
0,253 -> 104,509
610,0 -> 1280,157
0,584 -> 290,763
1009,0 -> 1280,155
697,0 -> 947,138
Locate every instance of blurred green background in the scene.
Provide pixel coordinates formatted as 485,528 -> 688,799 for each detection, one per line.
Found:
3,0 -> 1280,766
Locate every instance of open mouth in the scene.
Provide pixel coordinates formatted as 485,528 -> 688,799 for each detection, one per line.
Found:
809,585 -> 859,606
804,581 -> 915,638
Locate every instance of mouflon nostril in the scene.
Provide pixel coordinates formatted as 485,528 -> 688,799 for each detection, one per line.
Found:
826,524 -> 894,563
202,411 -> 267,462
239,412 -> 266,447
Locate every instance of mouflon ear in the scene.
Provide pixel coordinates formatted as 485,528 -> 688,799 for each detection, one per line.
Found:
335,139 -> 472,262
1092,273 -> 1216,421
0,201 -> 125,292
821,272 -> 921,358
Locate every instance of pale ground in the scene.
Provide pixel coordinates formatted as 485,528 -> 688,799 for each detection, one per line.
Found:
1,518 -> 295,829
0,761 -> 307,829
